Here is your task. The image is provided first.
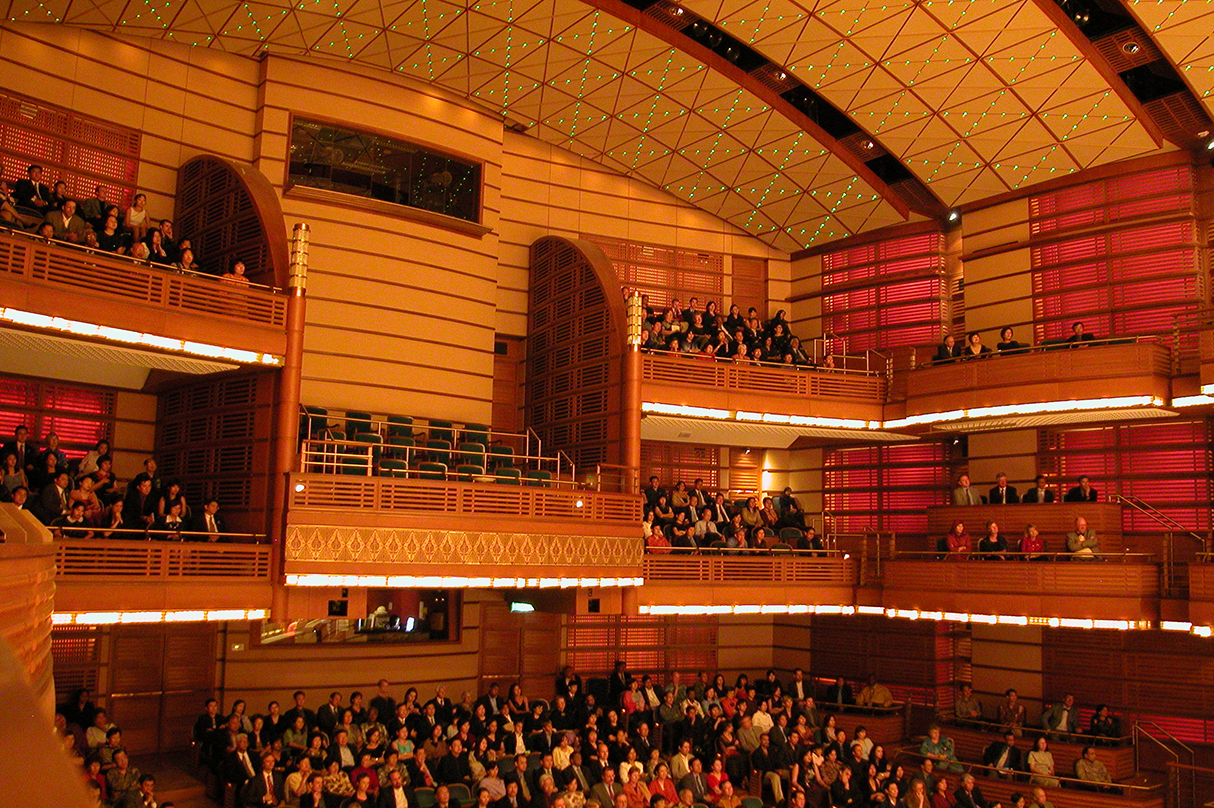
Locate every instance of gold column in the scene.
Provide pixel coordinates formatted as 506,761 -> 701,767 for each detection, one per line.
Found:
622,291 -> 644,495
270,223 -> 308,620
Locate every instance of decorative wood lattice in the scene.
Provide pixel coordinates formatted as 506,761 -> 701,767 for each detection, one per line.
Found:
175,157 -> 274,284
285,524 -> 642,570
0,373 -> 115,458
0,88 -> 139,208
563,615 -> 718,679
156,373 -> 276,524
527,237 -> 625,470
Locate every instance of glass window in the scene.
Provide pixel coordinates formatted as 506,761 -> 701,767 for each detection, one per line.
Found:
288,117 -> 481,224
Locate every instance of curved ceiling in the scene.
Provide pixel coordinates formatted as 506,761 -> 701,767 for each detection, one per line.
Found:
8,0 -> 1192,250
1126,0 -> 1214,115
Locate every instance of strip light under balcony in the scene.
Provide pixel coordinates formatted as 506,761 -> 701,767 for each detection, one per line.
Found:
284,574 -> 645,588
645,396 -> 1166,432
0,307 -> 283,366
52,608 -> 268,625
1174,395 -> 1214,407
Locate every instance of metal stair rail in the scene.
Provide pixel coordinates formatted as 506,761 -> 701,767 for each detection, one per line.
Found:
1136,720 -> 1196,808
1110,494 -> 1210,597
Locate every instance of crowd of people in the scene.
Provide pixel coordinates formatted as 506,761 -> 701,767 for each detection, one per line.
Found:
931,325 -> 1095,365
0,424 -> 227,540
57,667 -> 1133,808
641,480 -> 821,554
639,298 -> 835,370
0,164 -> 251,283
943,474 -> 1106,560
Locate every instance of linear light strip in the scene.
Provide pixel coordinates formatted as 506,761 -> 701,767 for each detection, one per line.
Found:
0,307 -> 283,366
645,395 -> 1168,433
52,608 -> 269,625
284,574 -> 645,588
1175,395 -> 1214,407
638,604 -> 1198,635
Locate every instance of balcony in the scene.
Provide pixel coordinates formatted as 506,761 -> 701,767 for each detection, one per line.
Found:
285,473 -> 642,579
53,536 -> 273,614
881,556 -> 1160,621
639,551 -> 859,609
0,228 -> 288,362
899,340 -> 1174,431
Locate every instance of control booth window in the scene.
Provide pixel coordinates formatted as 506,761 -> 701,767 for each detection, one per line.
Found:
287,117 -> 482,224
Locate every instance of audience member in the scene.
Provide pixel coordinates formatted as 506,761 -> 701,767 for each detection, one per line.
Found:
988,474 -> 1018,505
1064,475 -> 1098,502
1065,518 -> 1101,559
951,475 -> 982,506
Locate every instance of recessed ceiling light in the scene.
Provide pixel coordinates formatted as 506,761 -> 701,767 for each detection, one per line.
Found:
1122,41 -> 1140,55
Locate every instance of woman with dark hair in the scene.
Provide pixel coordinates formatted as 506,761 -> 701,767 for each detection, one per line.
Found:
997,326 -> 1026,354
977,521 -> 1008,560
157,480 -> 189,521
147,227 -> 172,265
960,331 -> 992,359
96,213 -> 127,254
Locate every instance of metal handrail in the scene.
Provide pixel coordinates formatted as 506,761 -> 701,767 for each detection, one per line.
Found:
1136,720 -> 1194,762
1133,723 -> 1180,775
298,439 -> 580,486
51,526 -> 267,543
1111,494 -> 1210,550
556,449 -> 575,485
644,546 -> 848,557
946,717 -> 1134,746
641,347 -> 883,376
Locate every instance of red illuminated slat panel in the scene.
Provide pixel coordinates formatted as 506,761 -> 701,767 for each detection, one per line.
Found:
1030,166 -> 1195,235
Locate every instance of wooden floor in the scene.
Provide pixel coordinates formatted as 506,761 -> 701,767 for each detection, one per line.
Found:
130,752 -> 211,808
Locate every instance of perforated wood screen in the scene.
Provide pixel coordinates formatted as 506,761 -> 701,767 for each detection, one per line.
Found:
155,371 -> 276,533
527,237 -> 624,471
810,615 -> 958,708
0,89 -> 139,207
175,157 -> 275,284
819,231 -> 947,351
1029,165 -> 1208,343
1043,627 -> 1214,743
0,374 -> 115,459
564,615 -> 718,680
588,234 -> 726,312
1036,418 -> 1213,552
823,442 -> 950,547
640,441 -> 722,491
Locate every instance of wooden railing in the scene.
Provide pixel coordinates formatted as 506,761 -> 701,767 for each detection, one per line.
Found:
642,553 -> 858,584
289,473 -> 643,523
55,539 -> 272,580
883,558 -> 1159,598
641,352 -> 886,400
905,340 -> 1172,413
0,228 -> 287,326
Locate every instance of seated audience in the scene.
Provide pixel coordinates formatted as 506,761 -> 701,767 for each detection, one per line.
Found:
1021,476 -> 1053,504
1073,746 -> 1111,786
14,164 -> 52,211
1065,517 -> 1101,559
1026,737 -> 1057,788
951,475 -> 982,506
998,690 -> 1026,736
918,726 -> 959,772
1066,321 -> 1094,346
996,326 -> 1026,354
942,521 -> 970,560
1040,694 -> 1077,737
1019,525 -> 1045,561
954,684 -> 981,722
933,334 -> 960,365
126,193 -> 151,243
981,730 -> 1022,779
976,522 -> 1007,560
1064,475 -> 1098,502
45,199 -> 89,243
959,331 -> 991,360
988,473 -> 1018,505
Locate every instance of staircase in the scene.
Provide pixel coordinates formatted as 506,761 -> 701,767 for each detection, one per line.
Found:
1109,495 -> 1211,598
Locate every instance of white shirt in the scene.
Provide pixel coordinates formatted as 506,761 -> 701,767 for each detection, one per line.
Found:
751,711 -> 774,733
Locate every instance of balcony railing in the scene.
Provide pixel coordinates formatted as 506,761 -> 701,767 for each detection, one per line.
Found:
904,339 -> 1172,415
289,473 -> 642,523
0,227 -> 287,326
55,538 -> 272,579
641,351 -> 887,400
642,552 -> 858,584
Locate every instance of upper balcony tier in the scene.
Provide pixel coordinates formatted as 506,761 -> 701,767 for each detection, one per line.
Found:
897,339 -> 1176,431
0,228 -> 288,366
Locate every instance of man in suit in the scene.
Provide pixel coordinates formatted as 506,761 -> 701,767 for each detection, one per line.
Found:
589,766 -> 622,807
677,758 -> 708,803
989,473 -> 1020,505
1041,693 -> 1079,737
982,731 -> 1023,779
690,479 -> 712,512
14,165 -> 52,211
824,677 -> 854,706
2,425 -> 34,473
952,474 -> 984,506
45,198 -> 89,242
496,779 -> 524,808
241,752 -> 285,807
378,769 -> 409,808
223,734 -> 258,791
122,477 -> 157,531
478,682 -> 503,716
608,661 -> 630,705
437,737 -> 473,786
1022,476 -> 1055,504
954,773 -> 992,808
33,470 -> 71,525
317,692 -> 343,736
406,748 -> 437,790
328,729 -> 359,771
529,753 -> 558,796
555,665 -> 581,699
190,498 -> 226,541
1065,475 -> 1099,502
1065,517 -> 1102,559
283,691 -> 317,733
